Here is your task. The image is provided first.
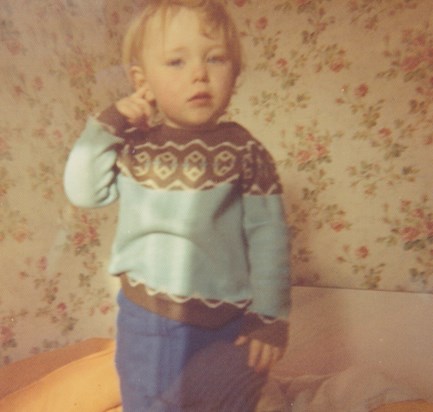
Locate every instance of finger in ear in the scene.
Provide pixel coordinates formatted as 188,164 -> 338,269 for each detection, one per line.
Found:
129,65 -> 146,91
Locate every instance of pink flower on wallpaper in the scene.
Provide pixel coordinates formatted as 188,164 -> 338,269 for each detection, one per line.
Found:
276,58 -> 288,69
12,228 -> 30,242
330,57 -> 345,72
297,0 -> 312,7
315,143 -> 328,158
356,246 -> 369,259
412,33 -> 427,47
400,199 -> 411,211
52,129 -> 64,146
67,56 -> 95,81
297,150 -> 312,164
348,0 -> 358,12
379,128 -> 392,138
1,326 -> 14,346
73,231 -> 86,247
400,226 -> 421,242
255,17 -> 268,30
57,302 -> 67,314
13,85 -> 24,97
88,225 -> 98,242
0,186 -> 5,198
424,48 -> 433,64
412,208 -> 424,219
306,133 -> 316,142
6,40 -> 23,55
331,220 -> 346,232
37,256 -> 48,272
110,11 -> 120,25
295,125 -> 305,134
355,83 -> 369,97
79,212 -> 89,224
401,55 -> 422,72
99,302 -> 112,315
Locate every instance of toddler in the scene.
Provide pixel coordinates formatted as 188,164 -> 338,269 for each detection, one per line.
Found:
64,0 -> 291,410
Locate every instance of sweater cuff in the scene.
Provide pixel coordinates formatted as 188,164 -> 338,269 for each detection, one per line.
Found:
96,104 -> 130,137
240,313 -> 289,348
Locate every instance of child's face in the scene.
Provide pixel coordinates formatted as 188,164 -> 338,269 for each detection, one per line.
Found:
136,8 -> 236,130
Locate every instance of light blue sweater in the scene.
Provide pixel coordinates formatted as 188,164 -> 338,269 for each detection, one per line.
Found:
64,117 -> 290,319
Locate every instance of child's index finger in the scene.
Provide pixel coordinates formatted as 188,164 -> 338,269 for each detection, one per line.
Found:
133,85 -> 148,98
133,86 -> 155,104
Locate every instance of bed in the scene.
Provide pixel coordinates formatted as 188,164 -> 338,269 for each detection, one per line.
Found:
1,287 -> 432,411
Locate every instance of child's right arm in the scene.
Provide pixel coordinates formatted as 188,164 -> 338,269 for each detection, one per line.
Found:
63,115 -> 124,208
64,87 -> 154,208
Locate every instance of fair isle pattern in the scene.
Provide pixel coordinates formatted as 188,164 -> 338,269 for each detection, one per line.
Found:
117,125 -> 283,195
242,140 -> 283,196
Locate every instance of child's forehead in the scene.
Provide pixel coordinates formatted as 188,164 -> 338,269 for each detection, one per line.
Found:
145,7 -> 226,44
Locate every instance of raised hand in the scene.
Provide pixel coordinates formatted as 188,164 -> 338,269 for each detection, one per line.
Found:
115,85 -> 156,129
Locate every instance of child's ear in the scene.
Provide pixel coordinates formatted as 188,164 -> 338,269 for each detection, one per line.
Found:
129,65 -> 146,90
128,66 -> 151,92
129,66 -> 156,103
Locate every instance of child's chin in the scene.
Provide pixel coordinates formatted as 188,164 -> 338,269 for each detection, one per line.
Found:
165,116 -> 219,130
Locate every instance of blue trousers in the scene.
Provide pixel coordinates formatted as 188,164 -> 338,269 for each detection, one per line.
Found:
115,291 -> 265,411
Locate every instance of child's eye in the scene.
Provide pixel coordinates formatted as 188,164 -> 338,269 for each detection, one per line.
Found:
166,58 -> 184,67
207,55 -> 228,64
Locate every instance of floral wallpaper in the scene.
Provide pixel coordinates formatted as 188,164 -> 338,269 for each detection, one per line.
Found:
0,0 -> 432,365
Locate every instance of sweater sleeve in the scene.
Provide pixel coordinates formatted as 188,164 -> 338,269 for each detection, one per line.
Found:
241,139 -> 291,321
240,139 -> 291,347
63,108 -> 126,208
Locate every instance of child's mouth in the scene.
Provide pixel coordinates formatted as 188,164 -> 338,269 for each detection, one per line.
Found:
189,93 -> 212,104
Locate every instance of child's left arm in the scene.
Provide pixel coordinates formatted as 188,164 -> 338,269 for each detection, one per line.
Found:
237,138 -> 291,373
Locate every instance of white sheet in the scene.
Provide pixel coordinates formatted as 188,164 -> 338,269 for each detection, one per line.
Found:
257,366 -> 420,412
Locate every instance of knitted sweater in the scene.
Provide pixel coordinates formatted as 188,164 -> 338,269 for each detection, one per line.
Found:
64,106 -> 291,341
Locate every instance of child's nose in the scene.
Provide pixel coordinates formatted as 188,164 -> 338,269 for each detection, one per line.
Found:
192,62 -> 209,82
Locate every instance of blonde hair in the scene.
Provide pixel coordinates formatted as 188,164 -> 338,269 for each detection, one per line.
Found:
121,0 -> 243,78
